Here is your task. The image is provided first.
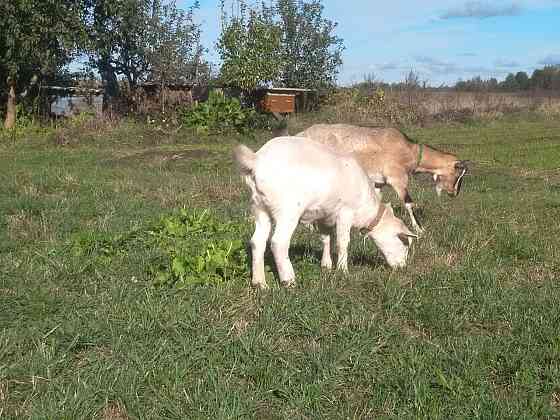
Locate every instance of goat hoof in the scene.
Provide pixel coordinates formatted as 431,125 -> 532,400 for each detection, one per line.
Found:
414,226 -> 425,236
280,280 -> 296,288
251,281 -> 268,290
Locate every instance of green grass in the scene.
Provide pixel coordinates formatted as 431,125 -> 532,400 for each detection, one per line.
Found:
1,115 -> 560,419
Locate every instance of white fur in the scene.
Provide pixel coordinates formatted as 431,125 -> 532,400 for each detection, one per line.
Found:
235,137 -> 415,289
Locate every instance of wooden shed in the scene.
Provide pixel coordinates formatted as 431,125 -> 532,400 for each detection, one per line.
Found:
42,85 -> 104,117
137,82 -> 194,113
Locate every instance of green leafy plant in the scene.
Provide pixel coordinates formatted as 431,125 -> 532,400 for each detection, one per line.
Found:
182,90 -> 255,134
72,208 -> 249,288
149,208 -> 248,287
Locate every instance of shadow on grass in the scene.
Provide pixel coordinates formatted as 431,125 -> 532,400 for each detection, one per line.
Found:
247,241 -> 387,283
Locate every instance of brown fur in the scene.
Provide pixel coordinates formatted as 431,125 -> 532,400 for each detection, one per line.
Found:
297,124 -> 468,231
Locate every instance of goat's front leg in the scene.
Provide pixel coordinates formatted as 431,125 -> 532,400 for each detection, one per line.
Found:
404,191 -> 424,234
335,213 -> 353,272
318,224 -> 333,270
250,206 -> 272,289
270,216 -> 299,287
390,176 -> 424,234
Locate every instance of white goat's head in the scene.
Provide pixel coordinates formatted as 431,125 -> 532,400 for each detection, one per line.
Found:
366,204 -> 417,268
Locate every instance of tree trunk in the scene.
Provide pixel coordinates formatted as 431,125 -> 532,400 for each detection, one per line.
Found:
4,77 -> 17,129
99,58 -> 120,113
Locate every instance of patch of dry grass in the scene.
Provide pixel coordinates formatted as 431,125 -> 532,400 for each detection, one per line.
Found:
6,210 -> 57,242
100,401 -> 129,420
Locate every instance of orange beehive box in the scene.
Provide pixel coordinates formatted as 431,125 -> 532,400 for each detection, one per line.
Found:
263,93 -> 296,113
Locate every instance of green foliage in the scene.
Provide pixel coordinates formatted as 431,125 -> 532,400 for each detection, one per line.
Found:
182,90 -> 256,134
0,0 -> 83,127
217,0 -> 344,91
0,104 -> 50,141
531,65 -> 560,90
455,65 -> 560,92
217,1 -> 283,91
0,0 -> 80,80
143,0 -> 206,86
277,0 -> 344,89
149,209 -> 248,287
84,0 -> 204,102
72,208 -> 248,288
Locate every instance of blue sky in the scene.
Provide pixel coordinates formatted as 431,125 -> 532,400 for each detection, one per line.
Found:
181,0 -> 560,86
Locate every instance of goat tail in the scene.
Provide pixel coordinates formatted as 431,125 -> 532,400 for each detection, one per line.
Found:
233,144 -> 256,174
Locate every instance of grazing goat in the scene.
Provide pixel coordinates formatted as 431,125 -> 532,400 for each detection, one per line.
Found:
234,136 -> 416,289
297,124 -> 470,232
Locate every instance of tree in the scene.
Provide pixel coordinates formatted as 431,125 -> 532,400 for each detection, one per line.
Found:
0,0 -> 83,128
531,65 -> 560,90
84,0 -> 151,109
217,1 -> 283,91
146,1 -> 205,86
514,71 -> 530,90
217,0 -> 344,91
84,0 -> 203,110
501,73 -> 519,91
277,0 -> 343,89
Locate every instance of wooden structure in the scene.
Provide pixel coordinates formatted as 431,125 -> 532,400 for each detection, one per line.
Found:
255,88 -> 316,115
137,82 -> 195,113
263,93 -> 296,113
41,85 -> 104,117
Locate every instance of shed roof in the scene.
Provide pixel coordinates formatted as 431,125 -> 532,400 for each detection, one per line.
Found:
41,86 -> 104,95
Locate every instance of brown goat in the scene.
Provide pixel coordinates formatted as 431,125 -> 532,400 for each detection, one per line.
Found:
296,124 -> 469,232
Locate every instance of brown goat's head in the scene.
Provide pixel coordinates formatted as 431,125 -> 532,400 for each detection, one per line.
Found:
433,160 -> 470,197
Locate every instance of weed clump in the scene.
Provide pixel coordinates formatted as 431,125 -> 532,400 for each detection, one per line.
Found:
73,208 -> 248,288
181,90 -> 256,134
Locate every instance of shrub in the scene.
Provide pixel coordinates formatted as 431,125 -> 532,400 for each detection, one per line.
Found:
182,90 -> 256,134
73,208 -> 249,288
149,209 -> 248,287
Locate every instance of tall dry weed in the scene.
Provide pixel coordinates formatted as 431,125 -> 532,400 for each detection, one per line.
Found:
321,88 -> 560,126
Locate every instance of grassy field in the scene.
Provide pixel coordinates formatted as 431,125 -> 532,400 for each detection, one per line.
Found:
1,114 -> 560,419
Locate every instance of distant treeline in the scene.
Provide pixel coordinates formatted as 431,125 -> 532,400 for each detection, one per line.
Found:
455,65 -> 560,92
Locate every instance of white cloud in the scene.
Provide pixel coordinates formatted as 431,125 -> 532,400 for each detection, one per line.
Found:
440,1 -> 522,19
495,58 -> 520,68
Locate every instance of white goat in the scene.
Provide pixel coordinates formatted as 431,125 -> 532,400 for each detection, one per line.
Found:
234,137 -> 416,289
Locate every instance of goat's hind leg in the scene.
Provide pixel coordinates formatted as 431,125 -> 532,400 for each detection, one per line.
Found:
318,224 -> 333,270
270,216 -> 299,287
250,206 -> 272,289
